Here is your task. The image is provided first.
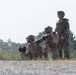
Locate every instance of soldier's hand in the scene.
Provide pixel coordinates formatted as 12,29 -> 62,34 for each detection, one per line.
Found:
45,39 -> 49,44
51,32 -> 55,38
61,36 -> 64,40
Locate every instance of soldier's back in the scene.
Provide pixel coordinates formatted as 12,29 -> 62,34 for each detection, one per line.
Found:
28,43 -> 38,59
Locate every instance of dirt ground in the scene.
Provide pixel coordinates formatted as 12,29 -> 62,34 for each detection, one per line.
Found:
0,60 -> 76,75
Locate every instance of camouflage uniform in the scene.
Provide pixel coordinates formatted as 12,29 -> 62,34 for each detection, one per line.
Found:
44,26 -> 60,60
55,11 -> 70,59
20,52 -> 30,60
26,35 -> 43,60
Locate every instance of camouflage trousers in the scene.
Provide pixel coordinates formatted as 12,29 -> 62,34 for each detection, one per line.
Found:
20,52 -> 30,60
58,35 -> 70,59
51,48 -> 60,60
43,45 -> 60,60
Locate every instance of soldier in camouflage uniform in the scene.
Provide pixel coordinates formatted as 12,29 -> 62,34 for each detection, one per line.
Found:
44,26 -> 60,60
26,35 -> 43,60
55,11 -> 70,59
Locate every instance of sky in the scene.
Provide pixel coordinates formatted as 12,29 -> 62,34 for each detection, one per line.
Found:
0,0 -> 76,43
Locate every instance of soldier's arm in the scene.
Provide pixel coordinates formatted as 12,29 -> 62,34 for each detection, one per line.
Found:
62,21 -> 70,37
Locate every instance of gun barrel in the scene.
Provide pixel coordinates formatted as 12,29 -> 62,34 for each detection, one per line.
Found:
35,34 -> 50,44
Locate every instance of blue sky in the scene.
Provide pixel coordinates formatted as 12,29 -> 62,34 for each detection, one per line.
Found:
0,0 -> 76,43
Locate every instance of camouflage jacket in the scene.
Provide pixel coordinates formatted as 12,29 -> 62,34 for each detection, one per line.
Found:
55,18 -> 70,37
45,32 -> 59,49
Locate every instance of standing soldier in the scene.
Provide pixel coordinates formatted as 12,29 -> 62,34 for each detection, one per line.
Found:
55,11 -> 70,59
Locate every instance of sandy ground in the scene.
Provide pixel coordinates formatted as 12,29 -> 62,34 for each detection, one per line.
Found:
0,60 -> 76,75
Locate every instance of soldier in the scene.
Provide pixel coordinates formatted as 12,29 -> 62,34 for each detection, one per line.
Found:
55,11 -> 70,59
44,26 -> 60,60
26,35 -> 43,60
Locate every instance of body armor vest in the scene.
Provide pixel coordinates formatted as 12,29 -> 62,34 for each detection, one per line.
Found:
56,20 -> 64,35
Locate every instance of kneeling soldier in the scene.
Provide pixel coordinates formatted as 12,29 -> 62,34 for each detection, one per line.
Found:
26,35 -> 43,60
44,26 -> 60,60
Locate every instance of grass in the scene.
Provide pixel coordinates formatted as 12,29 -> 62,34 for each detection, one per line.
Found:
0,50 -> 76,61
0,51 -> 23,60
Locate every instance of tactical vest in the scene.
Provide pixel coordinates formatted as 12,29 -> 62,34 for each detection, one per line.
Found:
56,20 -> 64,35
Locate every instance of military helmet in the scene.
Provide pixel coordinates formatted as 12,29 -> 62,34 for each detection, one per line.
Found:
57,11 -> 65,17
45,26 -> 53,33
26,35 -> 35,43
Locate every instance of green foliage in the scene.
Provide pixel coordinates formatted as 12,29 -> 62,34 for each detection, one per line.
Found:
70,50 -> 76,59
36,32 -> 44,38
0,52 -> 23,60
48,53 -> 52,60
0,51 -> 3,60
69,30 -> 76,56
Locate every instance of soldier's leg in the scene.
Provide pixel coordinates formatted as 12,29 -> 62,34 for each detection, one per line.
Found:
52,48 -> 60,60
20,53 -> 30,60
37,45 -> 43,58
43,47 -> 48,59
63,42 -> 70,59
20,53 -> 25,60
58,44 -> 63,59
38,52 -> 42,59
29,53 -> 33,60
42,45 -> 51,60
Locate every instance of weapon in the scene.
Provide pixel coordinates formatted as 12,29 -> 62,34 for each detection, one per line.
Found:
35,34 -> 51,44
35,32 -> 57,44
18,46 -> 26,53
